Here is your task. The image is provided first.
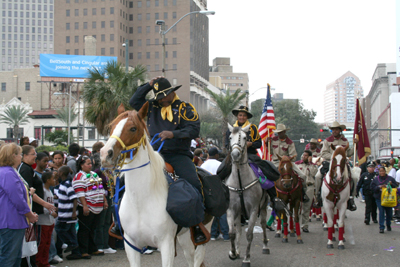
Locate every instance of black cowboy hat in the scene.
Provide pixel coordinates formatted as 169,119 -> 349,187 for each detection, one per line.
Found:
152,78 -> 182,101
232,105 -> 253,119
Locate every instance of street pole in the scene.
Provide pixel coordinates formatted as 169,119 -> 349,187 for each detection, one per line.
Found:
125,39 -> 129,73
161,24 -> 166,77
67,82 -> 71,146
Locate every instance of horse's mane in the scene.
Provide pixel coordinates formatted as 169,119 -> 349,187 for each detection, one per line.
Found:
232,127 -> 241,134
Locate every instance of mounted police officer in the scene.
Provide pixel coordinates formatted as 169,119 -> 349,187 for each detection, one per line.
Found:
315,121 -> 359,211
129,77 -> 206,243
225,106 -> 280,209
267,124 -> 309,202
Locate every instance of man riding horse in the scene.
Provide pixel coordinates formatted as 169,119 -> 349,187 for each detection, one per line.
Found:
315,121 -> 359,211
129,77 -> 207,243
267,124 -> 309,202
225,106 -> 280,208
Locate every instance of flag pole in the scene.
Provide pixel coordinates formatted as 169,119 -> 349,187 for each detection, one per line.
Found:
267,128 -> 271,161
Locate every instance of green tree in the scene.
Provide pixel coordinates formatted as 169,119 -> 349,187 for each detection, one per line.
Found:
273,100 -> 320,160
45,129 -> 69,146
55,106 -> 78,126
199,109 -> 223,146
249,98 -> 265,125
82,60 -> 146,136
205,88 -> 247,152
0,105 -> 30,143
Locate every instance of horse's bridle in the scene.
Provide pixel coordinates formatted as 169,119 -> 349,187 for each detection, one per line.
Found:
109,133 -> 146,168
230,129 -> 246,163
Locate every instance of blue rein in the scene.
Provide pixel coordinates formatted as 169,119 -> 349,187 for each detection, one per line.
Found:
112,133 -> 165,254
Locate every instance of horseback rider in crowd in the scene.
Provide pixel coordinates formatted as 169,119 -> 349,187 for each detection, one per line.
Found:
129,77 -> 207,244
314,121 -> 359,211
306,138 -> 321,158
225,106 -> 280,208
267,124 -> 309,202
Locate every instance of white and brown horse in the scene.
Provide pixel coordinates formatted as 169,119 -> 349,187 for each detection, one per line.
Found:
321,144 -> 350,249
100,102 -> 209,267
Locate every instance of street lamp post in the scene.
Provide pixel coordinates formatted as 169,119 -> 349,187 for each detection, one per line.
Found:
156,10 -> 215,77
68,83 -> 72,146
124,39 -> 129,73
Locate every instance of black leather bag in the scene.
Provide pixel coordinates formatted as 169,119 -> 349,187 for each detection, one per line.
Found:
216,155 -> 232,181
197,167 -> 230,217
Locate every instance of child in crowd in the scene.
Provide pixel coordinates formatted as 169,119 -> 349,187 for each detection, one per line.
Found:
36,171 -> 58,267
55,166 -> 80,260
35,152 -> 50,178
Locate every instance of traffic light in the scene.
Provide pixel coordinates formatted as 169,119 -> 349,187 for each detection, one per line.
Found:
320,129 -> 324,132
391,148 -> 394,158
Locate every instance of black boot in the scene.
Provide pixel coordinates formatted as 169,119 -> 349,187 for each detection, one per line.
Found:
347,197 -> 357,211
193,225 -> 206,244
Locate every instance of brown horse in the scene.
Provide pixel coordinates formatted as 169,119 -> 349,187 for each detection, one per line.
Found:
274,155 -> 304,244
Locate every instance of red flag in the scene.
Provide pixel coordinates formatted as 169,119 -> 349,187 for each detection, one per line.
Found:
353,98 -> 371,164
258,84 -> 276,160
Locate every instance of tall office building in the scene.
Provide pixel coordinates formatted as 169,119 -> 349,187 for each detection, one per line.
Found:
1,0 -> 55,71
54,0 -> 210,104
324,71 -> 364,123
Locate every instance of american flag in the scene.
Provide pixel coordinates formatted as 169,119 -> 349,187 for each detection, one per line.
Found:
258,84 -> 276,160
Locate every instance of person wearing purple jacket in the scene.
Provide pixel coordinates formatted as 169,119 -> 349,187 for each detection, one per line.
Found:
0,143 -> 39,267
371,166 -> 399,233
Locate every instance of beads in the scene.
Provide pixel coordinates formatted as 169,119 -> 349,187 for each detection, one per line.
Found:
87,172 -> 103,191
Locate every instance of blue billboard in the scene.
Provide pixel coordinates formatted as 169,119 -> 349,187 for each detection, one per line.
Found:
40,54 -> 118,78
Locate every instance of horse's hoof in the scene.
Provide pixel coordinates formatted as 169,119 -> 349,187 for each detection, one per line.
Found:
316,218 -> 321,221
262,248 -> 270,254
282,238 -> 288,243
327,244 -> 334,249
242,262 -> 251,267
275,233 -> 281,238
332,237 -> 336,241
324,228 -> 328,231
338,245 -> 345,250
290,233 -> 296,237
297,239 -> 304,244
229,252 -> 238,261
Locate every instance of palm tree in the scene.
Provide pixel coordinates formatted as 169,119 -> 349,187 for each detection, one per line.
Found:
0,105 -> 30,143
205,88 -> 246,152
82,60 -> 147,136
55,106 -> 78,126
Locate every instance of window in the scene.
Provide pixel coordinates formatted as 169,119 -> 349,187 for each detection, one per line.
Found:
164,0 -> 167,6
74,49 -> 79,55
88,128 -> 96,139
146,1 -> 150,7
146,52 -> 150,59
173,64 -> 177,70
129,14 -> 133,21
155,51 -> 159,59
129,27 -> 133,34
66,9 -> 70,16
92,21 -> 96,28
101,8 -> 105,15
129,52 -> 133,59
75,36 -> 79,43
137,1 -> 142,7
110,34 -> 114,41
101,34 -> 105,41
164,12 -> 168,19
129,40 -> 133,46
75,22 -> 79,29
155,38 -> 159,45
110,47 -> 114,54
146,26 -> 150,33
25,82 -> 30,91
101,48 -> 105,55
155,64 -> 159,71
101,21 -> 105,28
129,2 -> 134,8
1,83 -> 5,92
66,23 -> 70,30
138,52 -> 141,59
138,14 -> 142,21
92,8 -> 96,15
66,49 -> 70,55
110,21 -> 114,28
66,36 -> 70,43
75,9 -> 79,16
173,38 -> 177,44
110,7 -> 114,14
138,26 -> 142,33
83,22 -> 87,29
83,8 -> 87,16
172,12 -> 176,19
173,51 -> 177,58
146,13 -> 150,20
155,13 -> 159,20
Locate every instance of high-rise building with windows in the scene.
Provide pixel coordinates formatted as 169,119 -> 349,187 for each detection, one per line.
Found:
54,0 -> 211,108
0,0 -> 55,71
324,71 -> 364,123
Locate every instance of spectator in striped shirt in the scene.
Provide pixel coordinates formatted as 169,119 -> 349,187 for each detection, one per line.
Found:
55,166 -> 80,260
72,156 -> 107,259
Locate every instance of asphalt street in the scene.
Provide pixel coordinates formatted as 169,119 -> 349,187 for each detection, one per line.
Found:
59,198 -> 400,267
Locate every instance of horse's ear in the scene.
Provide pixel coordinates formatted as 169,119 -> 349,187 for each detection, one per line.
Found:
289,155 -> 296,161
138,102 -> 149,120
242,124 -> 251,133
330,144 -> 336,151
277,154 -> 282,161
117,103 -> 125,115
228,123 -> 233,132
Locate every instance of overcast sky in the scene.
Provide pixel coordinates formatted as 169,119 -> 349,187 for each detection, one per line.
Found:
207,0 -> 397,122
